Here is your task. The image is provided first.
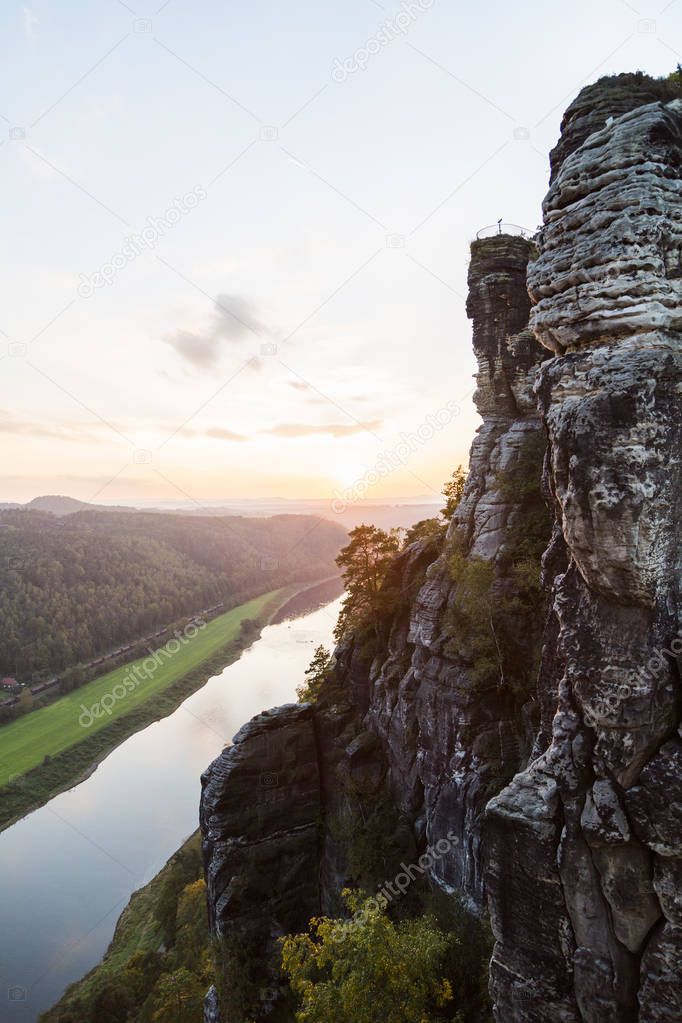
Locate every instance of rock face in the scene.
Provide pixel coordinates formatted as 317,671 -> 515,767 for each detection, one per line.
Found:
200,696 -> 406,1009
201,705 -> 321,950
532,99 -> 682,354
200,233 -> 549,1016
485,80 -> 682,1023
547,72 -> 681,184
201,72 -> 682,1023
201,704 -> 329,1015
203,985 -> 221,1023
364,233 -> 549,900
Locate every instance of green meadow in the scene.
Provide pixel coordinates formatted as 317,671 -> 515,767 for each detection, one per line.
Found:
0,588 -> 286,787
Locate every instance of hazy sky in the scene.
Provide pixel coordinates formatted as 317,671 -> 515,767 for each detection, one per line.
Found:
1,0 -> 679,506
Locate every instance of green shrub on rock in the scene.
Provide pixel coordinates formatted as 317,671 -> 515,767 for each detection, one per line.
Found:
280,890 -> 455,1023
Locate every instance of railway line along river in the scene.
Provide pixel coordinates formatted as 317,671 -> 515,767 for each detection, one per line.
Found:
0,580 -> 343,1022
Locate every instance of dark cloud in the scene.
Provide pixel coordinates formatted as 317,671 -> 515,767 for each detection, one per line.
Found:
266,420 -> 382,438
163,330 -> 219,369
164,293 -> 267,369
213,293 -> 265,341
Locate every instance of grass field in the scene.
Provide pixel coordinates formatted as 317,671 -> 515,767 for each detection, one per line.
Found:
0,588 -> 286,787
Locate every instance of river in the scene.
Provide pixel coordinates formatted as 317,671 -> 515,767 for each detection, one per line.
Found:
0,581 -> 343,1022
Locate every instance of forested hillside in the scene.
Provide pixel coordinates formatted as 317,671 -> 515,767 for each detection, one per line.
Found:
0,510 -> 345,679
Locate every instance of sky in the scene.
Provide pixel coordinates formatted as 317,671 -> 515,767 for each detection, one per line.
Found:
0,0 -> 680,507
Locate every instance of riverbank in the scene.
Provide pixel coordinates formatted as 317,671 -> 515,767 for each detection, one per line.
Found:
0,593 -> 343,1021
37,584 -> 344,1023
271,573 -> 343,623
39,831 -> 207,1023
0,582 -> 312,833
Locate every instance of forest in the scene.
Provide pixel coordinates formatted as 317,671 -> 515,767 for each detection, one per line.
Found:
0,509 -> 345,680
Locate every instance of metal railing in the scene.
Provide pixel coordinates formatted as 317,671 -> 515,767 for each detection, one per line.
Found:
476,221 -> 533,240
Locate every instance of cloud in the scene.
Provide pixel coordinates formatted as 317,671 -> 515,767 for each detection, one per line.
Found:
0,410 -> 91,441
287,379 -> 371,404
205,427 -> 247,441
164,293 -> 267,369
23,6 -> 39,40
266,420 -> 382,438
163,330 -> 219,369
213,293 -> 265,341
178,424 -> 247,441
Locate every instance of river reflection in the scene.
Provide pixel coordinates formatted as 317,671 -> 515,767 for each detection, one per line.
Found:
0,586 -> 342,1022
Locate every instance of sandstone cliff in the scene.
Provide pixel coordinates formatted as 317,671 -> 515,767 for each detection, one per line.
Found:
200,232 -> 549,1016
485,81 -> 682,1023
361,233 -> 549,900
200,72 -> 682,1023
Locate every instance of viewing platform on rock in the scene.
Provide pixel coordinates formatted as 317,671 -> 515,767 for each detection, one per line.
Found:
475,221 -> 534,240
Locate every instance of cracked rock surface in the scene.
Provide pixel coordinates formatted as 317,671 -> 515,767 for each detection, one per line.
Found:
485,77 -> 682,1023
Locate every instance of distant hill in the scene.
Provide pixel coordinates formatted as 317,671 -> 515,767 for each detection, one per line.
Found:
3,494 -> 442,531
0,509 -> 346,679
25,495 -> 137,516
26,495 -> 92,515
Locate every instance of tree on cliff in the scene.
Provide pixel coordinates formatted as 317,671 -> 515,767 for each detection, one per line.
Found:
441,465 -> 466,521
334,525 -> 401,640
297,645 -> 332,703
280,889 -> 454,1023
401,467 -> 466,549
150,967 -> 205,1022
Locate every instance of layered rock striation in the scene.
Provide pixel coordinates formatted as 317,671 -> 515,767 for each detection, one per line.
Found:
363,233 -> 548,899
548,72 -> 681,184
485,83 -> 682,1023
